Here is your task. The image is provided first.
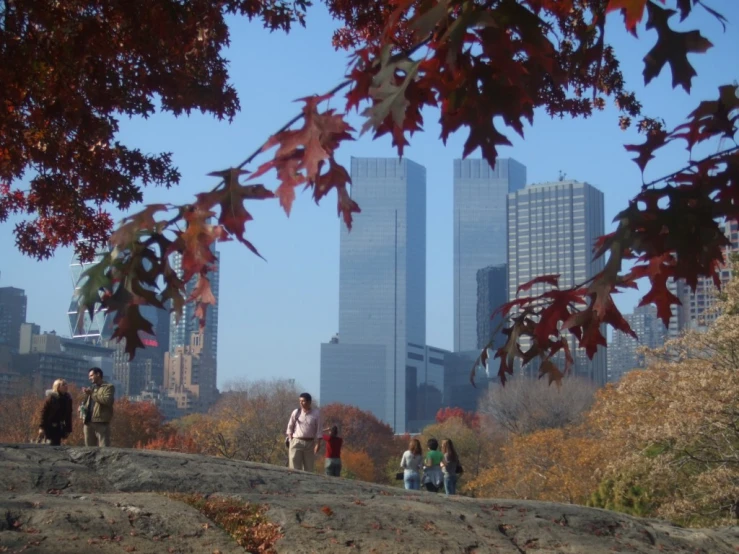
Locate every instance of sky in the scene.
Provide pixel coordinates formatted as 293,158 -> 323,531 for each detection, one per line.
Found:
1,3 -> 738,395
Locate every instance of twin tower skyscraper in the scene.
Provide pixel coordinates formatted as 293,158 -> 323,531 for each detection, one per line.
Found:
320,157 -> 606,433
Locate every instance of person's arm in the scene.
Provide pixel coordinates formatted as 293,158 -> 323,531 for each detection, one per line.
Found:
286,410 -> 297,439
400,451 -> 407,469
314,413 -> 323,453
38,398 -> 50,436
92,384 -> 114,406
65,396 -> 73,435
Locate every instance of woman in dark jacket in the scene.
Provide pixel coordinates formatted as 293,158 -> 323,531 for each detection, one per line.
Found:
38,379 -> 73,446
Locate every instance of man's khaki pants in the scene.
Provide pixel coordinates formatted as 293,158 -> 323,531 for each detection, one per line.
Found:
84,422 -> 111,447
288,438 -> 315,471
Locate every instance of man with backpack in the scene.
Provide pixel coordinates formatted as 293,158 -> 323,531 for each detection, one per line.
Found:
285,392 -> 322,471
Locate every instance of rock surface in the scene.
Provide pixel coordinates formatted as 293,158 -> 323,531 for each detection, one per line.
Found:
0,445 -> 737,553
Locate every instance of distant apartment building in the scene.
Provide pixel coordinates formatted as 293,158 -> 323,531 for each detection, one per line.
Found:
0,286 -> 27,349
164,331 -> 218,413
320,157 -> 426,433
453,158 -> 526,352
607,305 -> 666,382
507,180 -> 607,385
666,219 -> 739,338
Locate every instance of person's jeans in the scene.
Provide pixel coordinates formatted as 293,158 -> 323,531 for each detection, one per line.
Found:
444,473 -> 457,496
404,470 -> 420,490
325,458 -> 342,477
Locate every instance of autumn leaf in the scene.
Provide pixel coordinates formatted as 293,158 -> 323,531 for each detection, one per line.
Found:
624,128 -> 669,173
110,304 -> 155,360
538,360 -> 564,387
517,274 -> 560,295
642,2 -> 712,92
321,506 -> 334,517
605,0 -> 653,35
188,274 -> 217,329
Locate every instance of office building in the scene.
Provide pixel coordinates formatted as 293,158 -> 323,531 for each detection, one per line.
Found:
0,286 -> 27,349
476,264 -> 507,350
453,158 -> 526,352
507,180 -> 607,385
321,157 -> 426,433
607,305 -> 666,382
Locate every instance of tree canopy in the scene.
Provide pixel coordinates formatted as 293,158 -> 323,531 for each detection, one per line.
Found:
1,0 -> 736,379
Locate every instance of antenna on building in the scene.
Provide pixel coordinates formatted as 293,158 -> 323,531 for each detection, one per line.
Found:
558,170 -> 567,182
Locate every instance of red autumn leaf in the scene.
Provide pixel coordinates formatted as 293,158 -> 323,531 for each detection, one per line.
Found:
110,304 -> 155,361
321,506 -> 334,517
517,274 -> 561,295
642,2 -> 713,92
625,128 -> 669,173
188,274 -> 217,329
538,360 -> 564,387
605,0 -> 654,35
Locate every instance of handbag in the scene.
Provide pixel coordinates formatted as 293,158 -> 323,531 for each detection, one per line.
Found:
395,471 -> 404,480
456,463 -> 464,475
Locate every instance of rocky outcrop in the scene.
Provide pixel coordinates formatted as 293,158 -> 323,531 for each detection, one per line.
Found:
0,444 -> 737,553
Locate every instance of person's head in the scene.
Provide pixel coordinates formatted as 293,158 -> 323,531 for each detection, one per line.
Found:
52,379 -> 68,395
409,438 -> 422,456
427,438 -> 439,451
89,367 -> 103,385
442,439 -> 457,460
299,392 -> 312,411
329,425 -> 339,438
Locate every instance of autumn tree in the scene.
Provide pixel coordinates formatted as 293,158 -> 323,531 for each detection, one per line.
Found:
435,407 -> 479,429
319,403 -> 402,482
2,0 -> 736,384
0,384 -> 44,444
478,377 -> 597,435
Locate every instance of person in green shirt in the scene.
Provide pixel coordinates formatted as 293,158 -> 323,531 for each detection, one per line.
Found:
422,438 -> 443,492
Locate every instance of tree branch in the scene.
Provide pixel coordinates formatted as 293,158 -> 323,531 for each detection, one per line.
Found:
641,146 -> 739,190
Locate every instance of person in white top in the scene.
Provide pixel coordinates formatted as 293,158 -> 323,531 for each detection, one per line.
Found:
399,438 -> 423,490
285,392 -> 322,471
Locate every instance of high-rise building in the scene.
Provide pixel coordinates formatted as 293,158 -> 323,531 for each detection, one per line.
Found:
0,286 -> 27,349
321,157 -> 426,433
476,264 -> 507,350
453,158 -> 526,352
165,248 -> 220,412
68,250 -> 170,396
507,180 -> 607,385
169,249 -> 220,359
607,305 -> 666,382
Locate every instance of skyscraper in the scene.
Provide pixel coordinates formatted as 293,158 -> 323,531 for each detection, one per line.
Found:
0,286 -> 27,349
165,247 -> 220,412
453,158 -> 526,352
507,180 -> 607,384
607,305 -> 665,382
321,157 -> 426,432
476,264 -> 507,350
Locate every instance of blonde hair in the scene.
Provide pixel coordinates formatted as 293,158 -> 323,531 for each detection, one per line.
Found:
52,379 -> 67,394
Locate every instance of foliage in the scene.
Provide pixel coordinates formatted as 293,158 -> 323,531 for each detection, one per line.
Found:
316,447 -> 376,481
141,425 -> 202,454
466,426 -> 606,504
435,407 -> 479,429
159,379 -> 299,464
0,386 -> 44,443
108,397 -> 165,449
169,493 -> 283,553
588,475 -> 654,518
0,0 -> 309,261
320,402 -> 402,482
30,0 -> 729,380
477,377 -> 596,434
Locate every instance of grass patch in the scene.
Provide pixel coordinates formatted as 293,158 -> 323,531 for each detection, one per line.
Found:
169,493 -> 282,553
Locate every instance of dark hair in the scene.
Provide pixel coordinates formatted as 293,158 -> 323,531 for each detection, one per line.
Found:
299,392 -> 312,403
89,367 -> 103,378
330,425 -> 339,438
409,438 -> 422,456
427,438 -> 438,451
442,439 -> 458,463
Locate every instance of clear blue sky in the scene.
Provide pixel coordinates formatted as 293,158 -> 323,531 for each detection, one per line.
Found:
1,4 -> 737,395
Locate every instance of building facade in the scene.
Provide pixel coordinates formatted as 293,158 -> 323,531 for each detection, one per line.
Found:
453,158 -> 526,352
321,157 -> 426,433
607,305 -> 666,382
0,286 -> 27,349
476,264 -> 507,350
507,180 -> 607,385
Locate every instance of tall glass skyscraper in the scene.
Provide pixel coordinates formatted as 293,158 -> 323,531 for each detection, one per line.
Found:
453,158 -> 526,352
321,157 -> 426,432
507,180 -> 607,384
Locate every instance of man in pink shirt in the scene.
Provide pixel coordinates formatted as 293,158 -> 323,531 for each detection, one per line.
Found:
285,392 -> 322,471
